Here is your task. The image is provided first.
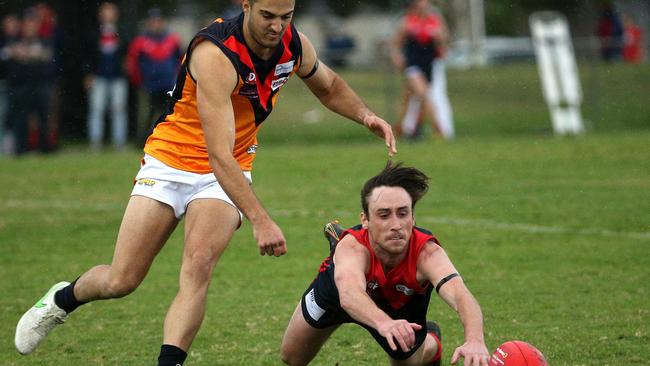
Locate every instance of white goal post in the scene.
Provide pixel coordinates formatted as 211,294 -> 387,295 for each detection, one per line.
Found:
530,11 -> 585,135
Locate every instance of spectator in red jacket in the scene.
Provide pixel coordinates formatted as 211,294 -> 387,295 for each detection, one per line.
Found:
127,8 -> 182,145
622,13 -> 645,64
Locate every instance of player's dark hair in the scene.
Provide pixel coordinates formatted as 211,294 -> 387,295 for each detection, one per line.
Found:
361,161 -> 429,215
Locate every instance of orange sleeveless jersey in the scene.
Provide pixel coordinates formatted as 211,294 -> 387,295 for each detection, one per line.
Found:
144,14 -> 303,173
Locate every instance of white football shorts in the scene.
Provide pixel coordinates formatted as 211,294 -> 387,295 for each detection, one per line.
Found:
404,65 -> 426,80
131,154 -> 251,219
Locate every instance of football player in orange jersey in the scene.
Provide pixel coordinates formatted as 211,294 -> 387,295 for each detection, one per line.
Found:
15,0 -> 396,365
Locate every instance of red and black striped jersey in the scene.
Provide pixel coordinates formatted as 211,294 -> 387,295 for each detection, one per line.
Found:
342,226 -> 440,310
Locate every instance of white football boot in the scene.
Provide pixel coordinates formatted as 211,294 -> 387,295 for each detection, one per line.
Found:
15,281 -> 70,355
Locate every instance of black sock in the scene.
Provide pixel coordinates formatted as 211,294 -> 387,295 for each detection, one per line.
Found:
54,279 -> 87,314
157,344 -> 187,366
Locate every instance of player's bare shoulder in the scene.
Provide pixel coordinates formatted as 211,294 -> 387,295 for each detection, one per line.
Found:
333,234 -> 370,264
419,239 -> 443,261
296,31 -> 318,78
189,40 -> 237,85
335,234 -> 366,253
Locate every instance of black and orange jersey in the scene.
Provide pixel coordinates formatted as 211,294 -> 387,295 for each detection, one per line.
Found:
144,13 -> 303,173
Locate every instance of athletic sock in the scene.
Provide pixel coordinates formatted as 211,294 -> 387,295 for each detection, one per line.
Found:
157,344 -> 188,366
54,279 -> 87,314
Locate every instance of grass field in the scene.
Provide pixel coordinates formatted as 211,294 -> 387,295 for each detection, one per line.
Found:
1,63 -> 649,365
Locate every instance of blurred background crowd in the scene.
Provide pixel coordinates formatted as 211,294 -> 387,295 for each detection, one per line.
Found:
0,0 -> 646,156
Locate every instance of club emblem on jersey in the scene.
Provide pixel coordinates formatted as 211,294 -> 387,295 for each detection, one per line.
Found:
239,74 -> 259,99
275,60 -> 294,75
271,77 -> 289,91
246,144 -> 258,154
395,284 -> 414,296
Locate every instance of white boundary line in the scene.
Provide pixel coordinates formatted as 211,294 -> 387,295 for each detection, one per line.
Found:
267,209 -> 650,242
2,200 -> 649,241
417,216 -> 650,241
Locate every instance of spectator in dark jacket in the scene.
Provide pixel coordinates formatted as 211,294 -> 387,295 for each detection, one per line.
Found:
1,14 -> 21,154
5,8 -> 55,154
596,2 -> 624,62
84,2 -> 129,150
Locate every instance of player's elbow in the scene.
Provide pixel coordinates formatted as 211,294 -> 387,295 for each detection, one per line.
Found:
207,148 -> 233,169
337,289 -> 357,313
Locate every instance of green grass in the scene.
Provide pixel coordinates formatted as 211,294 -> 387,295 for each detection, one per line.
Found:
1,63 -> 649,365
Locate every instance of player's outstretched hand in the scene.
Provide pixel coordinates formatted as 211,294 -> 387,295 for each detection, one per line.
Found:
377,319 -> 422,353
451,340 -> 490,366
362,114 -> 397,157
253,218 -> 287,257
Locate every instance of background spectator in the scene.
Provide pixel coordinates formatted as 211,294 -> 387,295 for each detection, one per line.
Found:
622,13 -> 645,63
596,2 -> 624,62
34,2 -> 64,149
0,14 -> 21,154
127,8 -> 182,146
5,8 -> 55,155
83,2 -> 129,150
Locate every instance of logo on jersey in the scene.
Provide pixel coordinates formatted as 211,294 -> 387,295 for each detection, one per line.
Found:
239,73 -> 259,99
367,281 -> 379,291
395,284 -> 415,296
167,82 -> 179,97
271,77 -> 289,91
246,144 -> 258,154
275,61 -> 294,75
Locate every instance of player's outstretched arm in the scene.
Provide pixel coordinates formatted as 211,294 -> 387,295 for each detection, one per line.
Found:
417,242 -> 490,366
334,236 -> 420,352
297,32 -> 396,157
191,40 -> 286,257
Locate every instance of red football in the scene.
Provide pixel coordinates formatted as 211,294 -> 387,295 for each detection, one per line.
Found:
489,340 -> 547,366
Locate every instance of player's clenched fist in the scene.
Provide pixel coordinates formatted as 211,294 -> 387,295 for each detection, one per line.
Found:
253,218 -> 287,257
377,319 -> 422,352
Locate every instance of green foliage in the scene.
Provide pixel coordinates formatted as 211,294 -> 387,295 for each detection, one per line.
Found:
1,63 -> 649,365
485,1 -> 519,36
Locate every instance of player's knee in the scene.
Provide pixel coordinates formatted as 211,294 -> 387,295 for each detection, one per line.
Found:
279,347 -> 298,366
279,347 -> 291,365
279,340 -> 309,366
182,249 -> 220,282
105,276 -> 140,298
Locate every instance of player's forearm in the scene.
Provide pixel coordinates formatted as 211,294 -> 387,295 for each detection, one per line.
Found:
314,72 -> 375,126
208,151 -> 269,224
456,293 -> 486,343
339,287 -> 392,330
